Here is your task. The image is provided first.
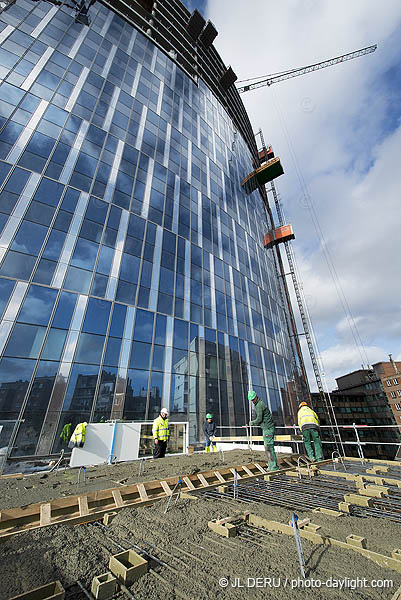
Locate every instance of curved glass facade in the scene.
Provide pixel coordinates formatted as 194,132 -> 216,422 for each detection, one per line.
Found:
0,0 -> 300,456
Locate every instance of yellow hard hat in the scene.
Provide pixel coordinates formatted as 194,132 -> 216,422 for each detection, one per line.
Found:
299,402 -> 308,407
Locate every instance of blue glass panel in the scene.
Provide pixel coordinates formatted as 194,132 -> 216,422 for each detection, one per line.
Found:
91,273 -> 107,297
4,167 -> 30,194
52,291 -> 77,329
116,280 -> 136,304
0,278 -> 15,319
11,221 -> 47,255
0,162 -> 12,187
0,357 -> 36,414
119,253 -> 140,283
124,369 -> 149,417
0,251 -> 36,280
96,245 -> 114,275
152,345 -> 165,371
64,265 -> 92,294
75,332 -> 105,364
109,303 -> 126,338
4,323 -> 46,358
41,328 -> 67,360
24,200 -> 55,226
70,238 -> 99,270
33,177 -> 64,207
133,308 -> 154,343
127,213 -> 145,239
93,367 -> 117,419
173,318 -> 188,350
82,297 -> 111,335
24,131 -> 56,158
61,187 -> 80,212
24,360 -> 59,411
18,285 -> 57,325
103,337 -> 121,366
129,340 -> 151,369
62,363 -> 99,412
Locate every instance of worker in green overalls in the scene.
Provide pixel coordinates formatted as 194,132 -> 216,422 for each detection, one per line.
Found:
246,390 -> 278,471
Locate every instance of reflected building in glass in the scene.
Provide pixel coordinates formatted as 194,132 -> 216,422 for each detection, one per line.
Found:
0,0 -> 305,457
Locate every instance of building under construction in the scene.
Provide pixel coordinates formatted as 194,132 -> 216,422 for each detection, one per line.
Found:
0,0 -> 400,598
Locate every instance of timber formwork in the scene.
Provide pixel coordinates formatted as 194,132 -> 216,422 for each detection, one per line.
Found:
0,455 -> 326,541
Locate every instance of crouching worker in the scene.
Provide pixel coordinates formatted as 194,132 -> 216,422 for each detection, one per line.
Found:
203,413 -> 217,452
246,391 -> 278,471
153,407 -> 169,459
297,401 -> 323,462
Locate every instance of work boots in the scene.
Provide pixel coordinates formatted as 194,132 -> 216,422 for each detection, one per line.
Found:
265,447 -> 278,471
205,446 -> 210,453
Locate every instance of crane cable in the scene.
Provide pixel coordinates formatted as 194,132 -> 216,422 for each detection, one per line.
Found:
269,85 -> 370,370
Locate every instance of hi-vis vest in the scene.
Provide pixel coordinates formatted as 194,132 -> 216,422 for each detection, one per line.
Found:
70,422 -> 87,446
152,416 -> 169,441
297,406 -> 319,430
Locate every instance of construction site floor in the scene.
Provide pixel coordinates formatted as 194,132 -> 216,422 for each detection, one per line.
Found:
0,450 -> 271,510
1,453 -> 401,599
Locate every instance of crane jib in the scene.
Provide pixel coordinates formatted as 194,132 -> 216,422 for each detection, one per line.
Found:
237,44 -> 377,94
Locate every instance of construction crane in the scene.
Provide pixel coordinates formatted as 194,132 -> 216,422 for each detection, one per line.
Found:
236,45 -> 379,451
236,44 -> 377,93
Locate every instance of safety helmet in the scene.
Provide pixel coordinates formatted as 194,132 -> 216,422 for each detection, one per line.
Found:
248,390 -> 257,401
299,402 -> 308,407
206,413 -> 213,419
160,407 -> 169,416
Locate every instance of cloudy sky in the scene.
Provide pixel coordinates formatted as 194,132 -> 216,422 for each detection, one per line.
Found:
183,1 -> 401,392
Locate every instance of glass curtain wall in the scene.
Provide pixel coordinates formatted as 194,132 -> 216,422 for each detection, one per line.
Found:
0,0 -> 298,456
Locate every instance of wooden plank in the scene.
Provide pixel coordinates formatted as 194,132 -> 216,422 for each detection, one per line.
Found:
254,463 -> 266,473
137,483 -> 148,502
78,496 -> 89,517
230,468 -> 242,479
214,471 -> 226,483
39,503 -> 51,527
112,490 -> 124,508
197,474 -> 208,487
183,477 -> 196,490
241,465 -> 254,477
160,480 -> 172,495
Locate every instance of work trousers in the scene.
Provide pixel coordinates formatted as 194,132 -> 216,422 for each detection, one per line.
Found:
262,426 -> 278,470
302,427 -> 323,461
153,440 -> 167,459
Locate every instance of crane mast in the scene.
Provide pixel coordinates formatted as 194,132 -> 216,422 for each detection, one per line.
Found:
237,44 -> 377,93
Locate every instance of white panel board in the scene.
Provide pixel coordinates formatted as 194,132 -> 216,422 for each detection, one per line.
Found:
70,423 -> 115,467
70,422 -> 142,467
112,422 -> 141,462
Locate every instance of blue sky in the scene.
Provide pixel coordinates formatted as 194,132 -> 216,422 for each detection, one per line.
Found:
184,1 -> 401,391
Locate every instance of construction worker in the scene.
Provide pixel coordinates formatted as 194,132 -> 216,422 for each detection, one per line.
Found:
203,413 -> 217,452
245,391 -> 278,471
68,422 -> 87,448
297,401 -> 323,462
153,407 -> 169,459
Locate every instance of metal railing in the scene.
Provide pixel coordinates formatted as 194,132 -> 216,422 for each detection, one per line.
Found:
215,423 -> 401,461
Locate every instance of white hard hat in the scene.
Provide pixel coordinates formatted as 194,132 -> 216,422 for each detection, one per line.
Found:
160,407 -> 169,416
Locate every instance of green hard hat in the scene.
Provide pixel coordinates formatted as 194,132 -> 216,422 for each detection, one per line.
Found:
206,413 -> 213,419
248,390 -> 257,401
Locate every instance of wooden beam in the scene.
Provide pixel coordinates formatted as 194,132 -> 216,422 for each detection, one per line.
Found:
78,496 -> 89,517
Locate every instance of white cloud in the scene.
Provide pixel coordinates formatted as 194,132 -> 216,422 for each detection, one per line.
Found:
208,1 -> 401,390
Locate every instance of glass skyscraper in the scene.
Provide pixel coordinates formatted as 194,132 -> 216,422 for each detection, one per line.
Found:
0,0 -> 304,457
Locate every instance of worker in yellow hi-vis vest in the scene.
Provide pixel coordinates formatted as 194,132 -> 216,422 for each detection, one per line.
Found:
68,422 -> 87,448
152,407 -> 170,459
297,402 -> 323,462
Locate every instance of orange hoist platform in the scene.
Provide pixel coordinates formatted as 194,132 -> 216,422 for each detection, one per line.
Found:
242,156 -> 284,194
264,224 -> 295,249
